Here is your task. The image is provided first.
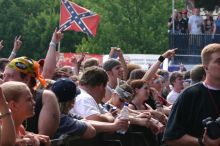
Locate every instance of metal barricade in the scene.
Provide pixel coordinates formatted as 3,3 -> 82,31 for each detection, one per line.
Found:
169,33 -> 220,65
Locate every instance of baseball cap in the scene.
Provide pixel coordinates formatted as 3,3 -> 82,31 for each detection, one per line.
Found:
51,78 -> 80,102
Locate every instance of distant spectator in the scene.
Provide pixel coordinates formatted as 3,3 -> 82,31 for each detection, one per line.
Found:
157,69 -> 170,99
180,9 -> 189,33
52,66 -> 74,80
212,12 -> 220,43
183,71 -> 191,89
179,63 -> 187,72
204,13 -> 214,34
190,64 -> 206,85
168,10 -> 179,33
69,75 -> 80,86
127,69 -> 146,84
167,72 -> 184,104
126,63 -> 141,80
176,12 -> 183,33
83,58 -> 99,70
188,8 -> 204,34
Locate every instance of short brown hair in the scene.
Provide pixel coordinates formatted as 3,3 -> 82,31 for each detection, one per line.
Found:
169,71 -> 183,86
80,66 -> 108,87
1,81 -> 30,102
201,43 -> 220,65
130,80 -> 148,95
190,64 -> 205,84
83,58 -> 99,70
127,63 -> 141,80
127,69 -> 146,84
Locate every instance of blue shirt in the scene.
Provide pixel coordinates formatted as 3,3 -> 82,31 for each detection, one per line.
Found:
215,19 -> 220,34
54,113 -> 87,139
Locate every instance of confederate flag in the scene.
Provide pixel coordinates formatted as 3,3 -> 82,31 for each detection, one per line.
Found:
60,0 -> 100,37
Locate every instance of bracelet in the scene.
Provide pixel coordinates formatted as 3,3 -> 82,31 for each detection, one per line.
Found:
11,51 -> 16,56
0,110 -> 12,119
158,55 -> 165,62
198,137 -> 205,146
49,41 -> 56,49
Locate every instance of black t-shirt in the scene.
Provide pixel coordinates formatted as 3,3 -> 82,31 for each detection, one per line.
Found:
25,89 -> 43,133
168,17 -> 179,32
163,83 -> 220,141
179,18 -> 188,33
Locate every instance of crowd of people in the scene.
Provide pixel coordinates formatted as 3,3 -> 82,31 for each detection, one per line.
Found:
0,27 -> 220,146
168,8 -> 220,37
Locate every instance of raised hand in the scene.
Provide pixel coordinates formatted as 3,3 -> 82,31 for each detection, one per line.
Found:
77,52 -> 86,64
13,36 -> 22,52
162,48 -> 177,59
51,28 -> 64,44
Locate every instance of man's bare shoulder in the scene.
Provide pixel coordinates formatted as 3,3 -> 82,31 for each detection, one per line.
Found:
41,89 -> 58,103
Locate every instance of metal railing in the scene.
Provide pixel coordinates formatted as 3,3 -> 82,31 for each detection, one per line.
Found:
169,33 -> 220,64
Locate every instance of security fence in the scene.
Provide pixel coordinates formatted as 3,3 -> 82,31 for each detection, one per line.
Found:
169,33 -> 220,64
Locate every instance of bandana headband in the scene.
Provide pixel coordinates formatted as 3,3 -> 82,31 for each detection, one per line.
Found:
8,57 -> 47,87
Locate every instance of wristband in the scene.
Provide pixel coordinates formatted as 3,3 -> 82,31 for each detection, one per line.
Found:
158,56 -> 165,62
11,51 -> 16,56
0,110 -> 12,119
198,137 -> 205,146
49,41 -> 56,49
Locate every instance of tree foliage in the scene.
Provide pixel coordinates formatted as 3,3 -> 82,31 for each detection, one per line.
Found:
195,0 -> 220,11
0,0 -> 185,59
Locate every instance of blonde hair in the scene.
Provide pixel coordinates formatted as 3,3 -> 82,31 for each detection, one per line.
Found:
1,81 -> 29,102
201,43 -> 220,65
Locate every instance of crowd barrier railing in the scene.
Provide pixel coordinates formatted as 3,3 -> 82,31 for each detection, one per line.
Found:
168,33 -> 220,64
50,127 -> 160,146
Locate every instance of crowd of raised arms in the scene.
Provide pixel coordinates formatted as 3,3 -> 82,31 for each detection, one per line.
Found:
0,28 -> 220,146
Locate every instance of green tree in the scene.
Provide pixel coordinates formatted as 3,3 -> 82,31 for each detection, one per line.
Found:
195,0 -> 220,11
0,0 -> 26,57
0,0 -> 187,59
76,0 -> 184,54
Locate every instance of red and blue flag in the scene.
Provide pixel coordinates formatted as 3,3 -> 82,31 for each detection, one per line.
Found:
60,0 -> 100,37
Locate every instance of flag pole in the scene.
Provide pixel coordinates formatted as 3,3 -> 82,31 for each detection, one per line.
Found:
172,0 -> 175,33
58,0 -> 62,53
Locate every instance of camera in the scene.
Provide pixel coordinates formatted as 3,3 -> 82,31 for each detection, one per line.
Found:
202,117 -> 220,139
